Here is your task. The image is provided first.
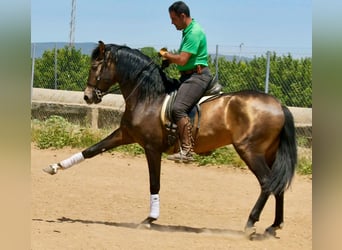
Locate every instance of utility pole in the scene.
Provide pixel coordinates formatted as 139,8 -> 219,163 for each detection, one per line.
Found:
238,42 -> 244,62
69,0 -> 76,47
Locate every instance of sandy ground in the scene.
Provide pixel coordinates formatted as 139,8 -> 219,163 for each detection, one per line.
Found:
31,144 -> 312,250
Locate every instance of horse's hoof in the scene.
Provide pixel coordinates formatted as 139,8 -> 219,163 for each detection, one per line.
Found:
264,226 -> 278,238
137,223 -> 151,229
244,226 -> 256,239
42,164 -> 60,175
141,217 -> 157,225
137,217 -> 157,229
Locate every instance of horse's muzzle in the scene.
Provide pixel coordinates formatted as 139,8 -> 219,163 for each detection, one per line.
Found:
84,86 -> 102,104
84,94 -> 102,104
83,94 -> 93,104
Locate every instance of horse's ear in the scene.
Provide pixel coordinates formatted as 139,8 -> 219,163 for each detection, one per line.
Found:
98,41 -> 105,57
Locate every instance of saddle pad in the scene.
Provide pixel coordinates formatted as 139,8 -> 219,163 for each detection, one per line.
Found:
160,94 -> 217,126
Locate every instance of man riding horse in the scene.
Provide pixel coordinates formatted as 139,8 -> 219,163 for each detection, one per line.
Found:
159,1 -> 212,163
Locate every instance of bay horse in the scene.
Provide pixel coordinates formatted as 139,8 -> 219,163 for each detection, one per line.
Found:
44,41 -> 297,239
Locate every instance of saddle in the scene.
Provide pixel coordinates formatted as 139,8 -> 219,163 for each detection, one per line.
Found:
160,76 -> 223,145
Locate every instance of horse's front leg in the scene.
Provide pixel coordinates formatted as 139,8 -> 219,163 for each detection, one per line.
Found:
141,147 -> 162,224
43,127 -> 132,175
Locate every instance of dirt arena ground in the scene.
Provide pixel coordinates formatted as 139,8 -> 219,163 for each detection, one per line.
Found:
31,144 -> 312,250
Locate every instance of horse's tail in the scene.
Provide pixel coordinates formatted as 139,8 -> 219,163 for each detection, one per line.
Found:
266,105 -> 297,195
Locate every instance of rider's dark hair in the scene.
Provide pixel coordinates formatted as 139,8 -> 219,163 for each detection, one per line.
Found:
168,1 -> 190,17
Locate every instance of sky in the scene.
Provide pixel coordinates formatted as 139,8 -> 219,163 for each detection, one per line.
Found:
31,0 -> 312,57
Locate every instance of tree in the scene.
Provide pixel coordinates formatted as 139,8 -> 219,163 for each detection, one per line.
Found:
33,45 -> 312,107
212,52 -> 312,107
33,46 -> 90,91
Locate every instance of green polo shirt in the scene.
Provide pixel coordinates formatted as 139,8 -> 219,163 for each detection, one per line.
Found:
177,19 -> 208,71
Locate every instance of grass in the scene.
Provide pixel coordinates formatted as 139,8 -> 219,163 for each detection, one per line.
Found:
194,146 -> 246,169
31,116 -> 104,149
31,115 -> 312,175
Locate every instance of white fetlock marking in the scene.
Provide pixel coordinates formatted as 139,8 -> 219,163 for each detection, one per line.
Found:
51,163 -> 60,173
49,163 -> 60,174
43,163 -> 61,175
59,152 -> 84,169
149,194 -> 160,219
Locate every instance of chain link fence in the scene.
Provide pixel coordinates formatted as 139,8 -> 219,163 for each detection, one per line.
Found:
31,43 -> 312,146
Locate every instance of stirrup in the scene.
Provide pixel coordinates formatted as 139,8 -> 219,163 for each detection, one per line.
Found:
167,151 -> 194,163
43,163 -> 61,175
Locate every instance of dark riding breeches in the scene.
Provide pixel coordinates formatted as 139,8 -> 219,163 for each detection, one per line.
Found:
172,67 -> 212,123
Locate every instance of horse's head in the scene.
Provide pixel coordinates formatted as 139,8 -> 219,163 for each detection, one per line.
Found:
84,41 -> 116,104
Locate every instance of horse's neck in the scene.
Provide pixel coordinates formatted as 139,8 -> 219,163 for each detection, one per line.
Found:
118,81 -> 138,102
115,52 -> 169,103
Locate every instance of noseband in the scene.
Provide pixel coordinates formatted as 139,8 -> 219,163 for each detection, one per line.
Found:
87,75 -> 109,100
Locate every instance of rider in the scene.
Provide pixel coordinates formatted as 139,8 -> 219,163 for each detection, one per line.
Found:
159,1 -> 212,162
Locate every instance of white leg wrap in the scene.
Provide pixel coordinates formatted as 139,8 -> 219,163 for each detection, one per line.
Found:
149,194 -> 160,219
59,152 -> 84,169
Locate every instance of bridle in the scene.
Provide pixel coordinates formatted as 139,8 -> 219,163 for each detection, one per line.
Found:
87,46 -> 158,101
86,50 -> 113,100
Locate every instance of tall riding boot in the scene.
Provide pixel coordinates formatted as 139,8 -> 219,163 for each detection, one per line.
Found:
167,116 -> 194,163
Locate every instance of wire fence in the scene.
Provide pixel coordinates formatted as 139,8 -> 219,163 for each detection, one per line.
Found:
31,43 -> 312,145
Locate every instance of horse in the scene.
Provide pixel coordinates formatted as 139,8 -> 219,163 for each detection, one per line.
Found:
44,41 -> 297,239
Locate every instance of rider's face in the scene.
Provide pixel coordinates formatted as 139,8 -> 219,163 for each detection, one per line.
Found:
169,11 -> 187,30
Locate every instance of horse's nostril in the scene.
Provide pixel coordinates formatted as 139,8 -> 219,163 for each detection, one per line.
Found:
84,95 -> 89,101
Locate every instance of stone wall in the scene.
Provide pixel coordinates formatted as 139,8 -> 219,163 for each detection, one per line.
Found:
31,88 -> 312,135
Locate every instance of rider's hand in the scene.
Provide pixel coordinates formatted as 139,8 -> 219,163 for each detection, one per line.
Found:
159,48 -> 170,69
159,48 -> 168,58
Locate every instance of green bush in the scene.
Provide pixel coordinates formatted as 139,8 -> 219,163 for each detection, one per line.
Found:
194,146 -> 246,169
296,158 -> 312,175
114,144 -> 145,156
31,116 -> 103,149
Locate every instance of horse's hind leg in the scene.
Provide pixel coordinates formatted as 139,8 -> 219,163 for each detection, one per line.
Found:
247,187 -> 284,239
234,149 -> 272,238
264,192 -> 284,237
245,189 -> 271,237
240,152 -> 285,238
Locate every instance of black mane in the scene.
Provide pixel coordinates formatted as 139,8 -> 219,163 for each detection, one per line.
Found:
93,44 -> 178,100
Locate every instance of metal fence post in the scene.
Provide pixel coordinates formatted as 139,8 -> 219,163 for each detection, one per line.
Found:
215,44 -> 219,80
31,43 -> 36,103
54,43 -> 57,89
265,51 -> 271,93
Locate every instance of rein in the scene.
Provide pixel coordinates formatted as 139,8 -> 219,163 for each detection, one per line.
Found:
124,60 -> 156,101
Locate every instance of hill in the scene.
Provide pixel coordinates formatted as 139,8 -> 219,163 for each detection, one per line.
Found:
31,42 -> 97,58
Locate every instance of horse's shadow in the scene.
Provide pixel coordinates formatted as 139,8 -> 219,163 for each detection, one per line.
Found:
33,217 -> 275,241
